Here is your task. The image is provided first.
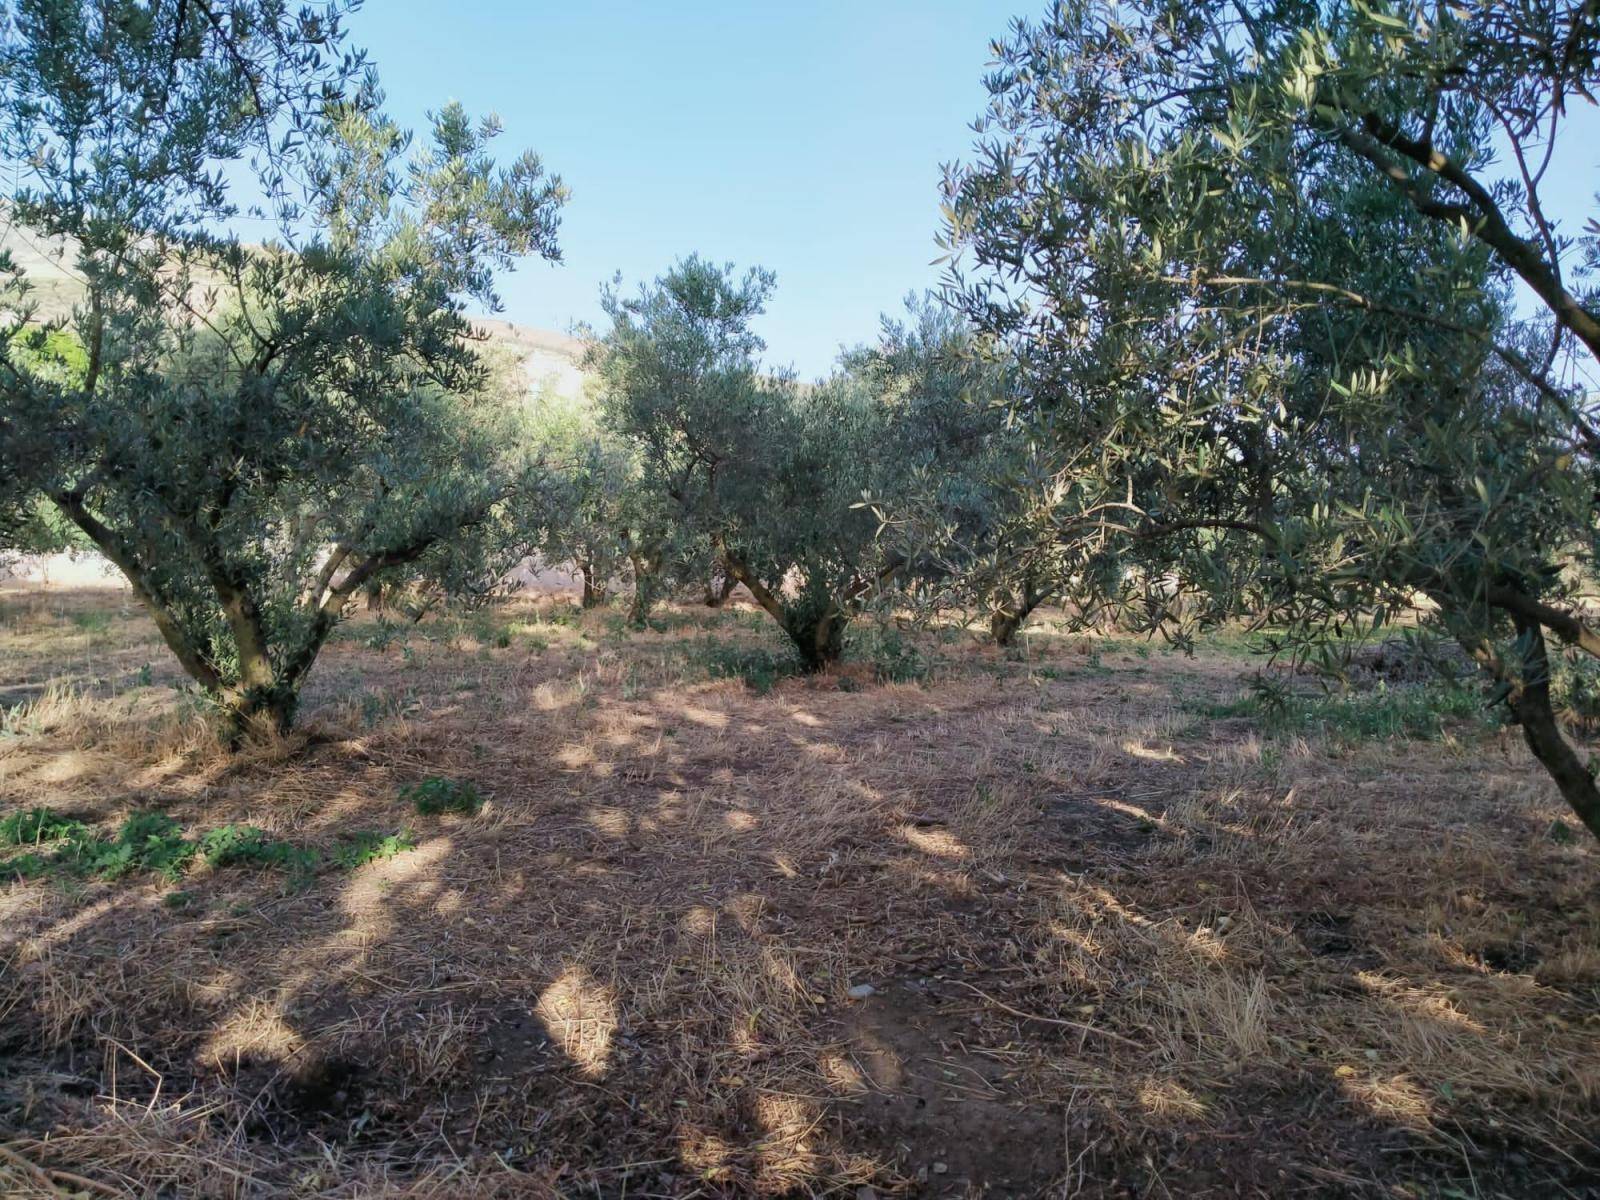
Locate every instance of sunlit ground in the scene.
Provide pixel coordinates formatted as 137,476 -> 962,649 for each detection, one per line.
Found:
1,585 -> 1596,1198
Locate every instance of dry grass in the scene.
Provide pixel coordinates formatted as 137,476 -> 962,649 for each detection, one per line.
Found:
1,587 -> 1597,1198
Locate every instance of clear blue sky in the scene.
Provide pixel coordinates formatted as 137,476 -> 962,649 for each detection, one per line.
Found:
349,1 -> 1023,378
348,3 -> 1600,384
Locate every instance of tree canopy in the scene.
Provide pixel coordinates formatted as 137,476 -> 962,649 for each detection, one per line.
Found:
940,0 -> 1600,836
0,1 -> 567,735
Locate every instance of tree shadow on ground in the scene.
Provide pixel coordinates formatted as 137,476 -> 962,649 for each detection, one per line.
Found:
2,593 -> 1598,1197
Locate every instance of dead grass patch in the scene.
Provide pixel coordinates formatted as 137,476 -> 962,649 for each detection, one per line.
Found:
1,588 -> 1596,1196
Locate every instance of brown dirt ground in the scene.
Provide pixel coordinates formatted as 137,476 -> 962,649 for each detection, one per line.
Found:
0,587 -> 1597,1198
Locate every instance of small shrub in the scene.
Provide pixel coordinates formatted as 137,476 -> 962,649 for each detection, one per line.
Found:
692,637 -> 802,694
1552,650 -> 1600,731
541,604 -> 580,627
644,610 -> 695,634
332,829 -> 418,869
363,619 -> 409,653
403,777 -> 484,815
0,806 -> 85,846
462,611 -> 513,648
848,623 -> 931,684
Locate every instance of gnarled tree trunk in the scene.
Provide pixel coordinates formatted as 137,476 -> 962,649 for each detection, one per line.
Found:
990,575 -> 1053,648
579,559 -> 607,609
719,550 -> 848,671
627,551 -> 661,627
785,607 -> 847,670
704,569 -> 738,608
53,490 -> 447,747
1502,618 -> 1600,841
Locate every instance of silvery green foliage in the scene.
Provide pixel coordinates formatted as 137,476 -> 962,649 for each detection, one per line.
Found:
942,0 -> 1600,836
527,382 -> 636,609
0,2 -> 567,734
848,296 -> 1066,645
591,259 -> 956,666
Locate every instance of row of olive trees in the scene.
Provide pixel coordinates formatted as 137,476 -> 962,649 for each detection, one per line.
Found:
10,0 -> 1600,853
548,258 -> 1044,667
0,2 -> 1029,746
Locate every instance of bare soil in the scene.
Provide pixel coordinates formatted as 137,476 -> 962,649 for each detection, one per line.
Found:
1,588 -> 1596,1198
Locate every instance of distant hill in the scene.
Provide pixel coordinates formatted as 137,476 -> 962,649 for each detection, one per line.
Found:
471,316 -> 590,402
0,216 -> 85,324
0,220 -> 591,402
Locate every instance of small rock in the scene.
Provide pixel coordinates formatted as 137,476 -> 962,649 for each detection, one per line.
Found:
847,983 -> 876,1000
932,1162 -> 949,1175
856,1187 -> 878,1200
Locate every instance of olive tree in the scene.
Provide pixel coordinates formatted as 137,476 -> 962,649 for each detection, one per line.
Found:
0,3 -> 567,738
585,256 -> 775,629
943,0 -> 1600,838
852,298 -> 1073,647
712,372 -> 905,669
528,386 -> 629,609
592,257 -> 913,666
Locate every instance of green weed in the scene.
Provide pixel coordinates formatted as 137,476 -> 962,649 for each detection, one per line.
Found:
0,806 -> 86,846
1552,649 -> 1600,731
403,776 -> 485,815
55,812 -> 197,881
198,824 -> 318,874
363,619 -> 411,653
848,624 -> 930,684
1199,677 -> 1487,744
332,829 -> 418,869
70,611 -> 112,635
2,808 -> 415,887
691,637 -> 802,694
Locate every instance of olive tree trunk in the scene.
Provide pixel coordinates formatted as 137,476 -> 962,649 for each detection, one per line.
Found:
704,569 -> 738,609
579,559 -> 608,609
627,551 -> 662,627
1499,616 -> 1600,841
53,491 -> 444,745
990,576 -> 1053,648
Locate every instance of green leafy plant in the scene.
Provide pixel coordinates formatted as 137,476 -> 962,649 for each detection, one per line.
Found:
847,623 -> 930,684
0,807 -> 85,846
402,777 -> 485,816
363,621 -> 410,654
2,806 -> 416,888
56,813 -> 197,881
1552,651 -> 1600,733
332,829 -> 418,870
198,824 -> 316,874
692,638 -> 802,694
